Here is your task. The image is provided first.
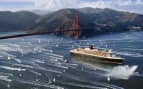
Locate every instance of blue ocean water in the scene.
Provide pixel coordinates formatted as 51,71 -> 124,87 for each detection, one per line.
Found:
0,31 -> 142,89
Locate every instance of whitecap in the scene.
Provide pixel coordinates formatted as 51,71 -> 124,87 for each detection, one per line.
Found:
116,52 -> 143,57
29,70 -> 42,76
0,75 -> 12,82
0,66 -> 26,71
107,65 -> 138,80
13,58 -> 22,63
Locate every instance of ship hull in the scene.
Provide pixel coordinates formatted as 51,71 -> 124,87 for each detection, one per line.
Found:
70,52 -> 123,64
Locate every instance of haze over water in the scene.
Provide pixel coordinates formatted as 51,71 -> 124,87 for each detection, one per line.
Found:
0,31 -> 143,89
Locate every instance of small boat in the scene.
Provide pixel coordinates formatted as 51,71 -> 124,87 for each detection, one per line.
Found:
70,45 -> 124,64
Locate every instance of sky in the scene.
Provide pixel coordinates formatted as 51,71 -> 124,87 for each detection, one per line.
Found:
0,0 -> 143,14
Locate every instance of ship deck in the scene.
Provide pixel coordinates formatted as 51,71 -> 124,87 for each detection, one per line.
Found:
70,48 -> 124,64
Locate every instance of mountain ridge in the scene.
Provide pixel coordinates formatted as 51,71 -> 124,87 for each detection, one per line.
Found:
28,7 -> 143,38
0,11 -> 40,32
0,8 -> 143,38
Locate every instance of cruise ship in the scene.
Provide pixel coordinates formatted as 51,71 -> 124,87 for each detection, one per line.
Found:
70,45 -> 124,64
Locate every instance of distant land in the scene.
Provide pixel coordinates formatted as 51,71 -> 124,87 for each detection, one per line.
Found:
0,11 -> 39,32
0,7 -> 143,38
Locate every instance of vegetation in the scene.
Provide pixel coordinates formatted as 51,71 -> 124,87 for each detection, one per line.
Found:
0,8 -> 143,38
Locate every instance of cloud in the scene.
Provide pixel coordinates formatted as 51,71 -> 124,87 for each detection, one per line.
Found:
0,0 -> 34,11
0,0 -> 34,2
0,6 -> 35,11
34,0 -> 113,10
79,0 -> 143,14
34,0 -> 143,11
34,0 -> 79,11
116,0 -> 143,6
0,0 -> 143,14
79,0 -> 112,9
111,0 -> 143,13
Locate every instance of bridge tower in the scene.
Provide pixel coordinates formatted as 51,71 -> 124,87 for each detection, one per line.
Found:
73,15 -> 79,39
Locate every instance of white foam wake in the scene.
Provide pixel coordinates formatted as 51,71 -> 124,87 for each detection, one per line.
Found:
107,65 -> 138,80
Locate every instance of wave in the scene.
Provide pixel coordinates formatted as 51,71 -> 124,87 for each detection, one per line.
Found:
123,48 -> 143,51
15,79 -> 64,89
13,58 -> 22,63
56,81 -> 109,89
77,61 -> 138,80
57,73 -> 124,89
13,64 -> 34,69
133,72 -> 143,78
107,65 -> 138,80
0,66 -> 26,71
116,51 -> 143,58
29,70 -> 42,76
0,75 -> 12,82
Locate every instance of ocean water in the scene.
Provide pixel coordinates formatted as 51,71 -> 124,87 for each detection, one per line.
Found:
0,31 -> 142,89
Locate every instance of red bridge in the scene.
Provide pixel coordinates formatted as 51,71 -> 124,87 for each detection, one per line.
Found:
0,15 -> 80,40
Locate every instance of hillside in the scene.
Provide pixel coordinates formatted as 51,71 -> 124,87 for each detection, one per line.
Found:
0,11 -> 39,32
0,8 -> 143,38
28,7 -> 143,38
